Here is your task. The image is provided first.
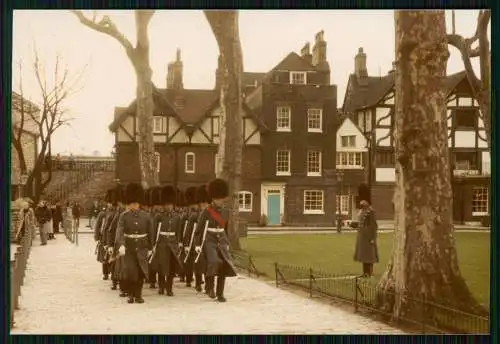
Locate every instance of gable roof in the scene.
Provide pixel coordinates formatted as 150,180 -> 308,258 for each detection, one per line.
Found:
337,116 -> 366,137
272,52 -> 317,72
242,72 -> 266,87
342,71 -> 470,114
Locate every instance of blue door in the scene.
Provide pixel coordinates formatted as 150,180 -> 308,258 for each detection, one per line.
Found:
267,193 -> 281,225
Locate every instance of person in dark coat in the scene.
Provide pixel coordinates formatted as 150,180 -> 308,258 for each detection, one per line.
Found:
177,190 -> 189,283
106,184 -> 126,292
148,186 -> 163,289
182,186 -> 200,289
115,183 -> 154,304
150,186 -> 184,296
35,200 -> 52,245
353,184 -> 379,278
72,202 -> 81,230
195,179 -> 237,302
53,201 -> 63,234
94,189 -> 114,280
193,184 -> 211,293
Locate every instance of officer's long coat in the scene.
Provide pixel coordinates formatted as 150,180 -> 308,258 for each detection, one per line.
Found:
115,209 -> 154,282
353,207 -> 379,264
196,204 -> 237,278
94,208 -> 111,263
107,207 -> 125,280
150,210 -> 184,276
183,209 -> 199,268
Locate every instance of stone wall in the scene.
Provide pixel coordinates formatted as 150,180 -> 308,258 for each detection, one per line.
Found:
11,133 -> 37,185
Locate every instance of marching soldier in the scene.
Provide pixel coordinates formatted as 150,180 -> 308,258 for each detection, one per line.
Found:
150,186 -> 184,296
115,183 -> 154,304
177,190 -> 188,282
182,186 -> 199,289
105,184 -> 125,292
194,179 -> 237,302
148,186 -> 162,289
94,189 -> 114,280
193,184 -> 211,293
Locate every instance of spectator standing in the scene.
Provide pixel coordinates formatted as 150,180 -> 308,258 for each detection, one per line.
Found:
87,200 -> 100,228
35,200 -> 52,245
53,201 -> 63,234
72,202 -> 81,230
353,190 -> 379,278
63,201 -> 73,237
14,199 -> 35,244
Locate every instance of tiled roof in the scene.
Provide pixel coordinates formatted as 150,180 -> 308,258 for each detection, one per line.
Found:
342,71 -> 468,113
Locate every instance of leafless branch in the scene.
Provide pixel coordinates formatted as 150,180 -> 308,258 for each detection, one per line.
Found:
72,10 -> 135,58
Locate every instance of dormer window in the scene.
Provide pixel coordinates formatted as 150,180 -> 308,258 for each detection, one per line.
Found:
290,72 -> 307,85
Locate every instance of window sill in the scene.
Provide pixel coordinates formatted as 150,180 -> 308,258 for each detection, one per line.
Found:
307,173 -> 322,177
239,208 -> 252,213
472,212 -> 489,216
336,165 -> 364,169
308,129 -> 323,133
276,128 -> 291,132
185,170 -> 195,174
276,172 -> 291,176
303,210 -> 325,215
153,131 -> 165,134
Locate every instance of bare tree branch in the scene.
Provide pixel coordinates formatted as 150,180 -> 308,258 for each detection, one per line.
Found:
72,10 -> 135,57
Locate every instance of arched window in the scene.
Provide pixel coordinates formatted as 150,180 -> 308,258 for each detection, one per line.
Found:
238,191 -> 253,212
185,152 -> 195,173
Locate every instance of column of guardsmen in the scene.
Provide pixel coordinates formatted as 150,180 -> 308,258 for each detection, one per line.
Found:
93,178 -> 238,304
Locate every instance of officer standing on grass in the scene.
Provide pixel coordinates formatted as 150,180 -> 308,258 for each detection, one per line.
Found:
195,178 -> 237,302
115,183 -> 154,304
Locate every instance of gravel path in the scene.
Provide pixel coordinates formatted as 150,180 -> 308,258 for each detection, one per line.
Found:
11,234 -> 404,334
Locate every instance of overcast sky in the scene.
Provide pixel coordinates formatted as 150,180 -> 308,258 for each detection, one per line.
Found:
12,10 -> 485,156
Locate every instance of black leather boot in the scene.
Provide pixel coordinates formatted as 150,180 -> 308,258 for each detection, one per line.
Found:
166,275 -> 174,296
216,276 -> 226,302
111,280 -> 118,290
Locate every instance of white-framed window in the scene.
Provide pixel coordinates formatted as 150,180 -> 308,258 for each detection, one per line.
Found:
472,186 -> 488,216
341,135 -> 356,148
153,116 -> 164,133
335,195 -> 349,215
304,190 -> 324,214
336,152 -> 363,168
307,150 -> 322,176
276,150 -> 291,176
154,152 -> 160,173
238,191 -> 253,212
290,71 -> 307,85
185,152 -> 195,173
307,108 -> 323,132
276,106 -> 291,131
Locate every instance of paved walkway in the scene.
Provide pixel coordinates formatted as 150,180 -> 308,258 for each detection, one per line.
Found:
11,234 -> 404,334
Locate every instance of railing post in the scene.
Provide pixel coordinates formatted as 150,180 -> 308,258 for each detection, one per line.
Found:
309,268 -> 313,298
354,277 -> 359,312
275,262 -> 279,288
248,255 -> 251,277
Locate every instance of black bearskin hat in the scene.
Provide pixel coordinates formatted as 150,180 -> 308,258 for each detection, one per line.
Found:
114,184 -> 124,204
357,183 -> 371,205
208,178 -> 228,199
162,185 -> 176,205
185,187 -> 197,206
105,188 -> 115,204
125,182 -> 144,205
176,190 -> 185,207
196,184 -> 211,204
151,186 -> 162,206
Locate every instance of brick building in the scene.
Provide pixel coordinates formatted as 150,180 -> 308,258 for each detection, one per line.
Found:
11,92 -> 40,200
342,47 -> 490,223
110,31 -> 339,226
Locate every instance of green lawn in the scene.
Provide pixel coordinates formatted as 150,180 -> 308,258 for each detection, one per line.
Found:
240,232 -> 490,307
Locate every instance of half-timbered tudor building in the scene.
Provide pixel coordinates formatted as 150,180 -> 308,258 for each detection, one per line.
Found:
245,31 -> 339,226
108,50 -> 267,224
342,47 -> 490,224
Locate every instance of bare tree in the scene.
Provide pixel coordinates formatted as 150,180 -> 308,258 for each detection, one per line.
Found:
72,10 -> 159,188
12,49 -> 85,203
376,10 -> 487,324
447,10 -> 490,148
204,11 -> 244,250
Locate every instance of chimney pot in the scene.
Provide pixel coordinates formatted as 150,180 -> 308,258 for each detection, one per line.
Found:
166,49 -> 183,90
354,47 -> 368,79
312,31 -> 327,68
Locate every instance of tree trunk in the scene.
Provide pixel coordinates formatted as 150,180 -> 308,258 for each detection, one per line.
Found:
377,10 -> 487,325
205,11 -> 243,250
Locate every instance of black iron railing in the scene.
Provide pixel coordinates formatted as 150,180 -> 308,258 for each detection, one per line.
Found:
230,250 -> 489,335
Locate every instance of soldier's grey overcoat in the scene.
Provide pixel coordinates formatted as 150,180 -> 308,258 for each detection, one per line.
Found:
115,209 -> 154,282
182,209 -> 199,268
150,210 -> 184,276
353,207 -> 379,264
196,205 -> 237,278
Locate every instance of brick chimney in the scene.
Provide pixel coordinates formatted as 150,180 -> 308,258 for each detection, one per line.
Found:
300,42 -> 312,64
312,30 -> 327,68
354,47 -> 368,78
166,49 -> 183,90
